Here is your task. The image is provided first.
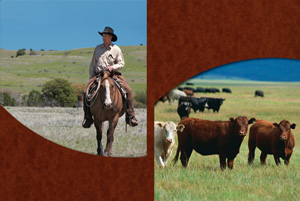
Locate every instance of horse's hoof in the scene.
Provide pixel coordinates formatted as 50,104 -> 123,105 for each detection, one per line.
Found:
82,118 -> 93,128
104,151 -> 112,157
128,116 -> 139,127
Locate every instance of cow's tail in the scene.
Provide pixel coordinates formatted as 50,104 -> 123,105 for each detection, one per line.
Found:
172,145 -> 180,166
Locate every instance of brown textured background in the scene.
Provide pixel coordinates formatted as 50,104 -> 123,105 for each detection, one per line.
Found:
1,0 -> 299,200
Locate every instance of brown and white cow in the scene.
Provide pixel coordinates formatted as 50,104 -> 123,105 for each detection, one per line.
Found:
248,120 -> 296,165
173,116 -> 256,169
155,90 -> 187,106
154,121 -> 185,168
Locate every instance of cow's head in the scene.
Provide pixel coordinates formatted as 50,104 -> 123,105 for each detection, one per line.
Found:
181,102 -> 191,111
156,121 -> 185,143
273,120 -> 296,141
220,98 -> 225,105
230,116 -> 256,136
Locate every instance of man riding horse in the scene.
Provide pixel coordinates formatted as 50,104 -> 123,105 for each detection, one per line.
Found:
82,26 -> 139,128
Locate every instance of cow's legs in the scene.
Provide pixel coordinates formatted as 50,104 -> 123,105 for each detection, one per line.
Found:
180,147 -> 193,168
104,114 -> 119,157
164,149 -> 173,166
219,154 -> 227,170
227,157 -> 235,169
248,144 -> 256,164
273,155 -> 281,165
284,154 -> 292,165
95,122 -> 104,155
260,152 -> 267,165
155,155 -> 165,168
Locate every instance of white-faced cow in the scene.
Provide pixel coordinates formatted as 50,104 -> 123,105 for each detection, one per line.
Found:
177,102 -> 191,119
155,121 -> 185,168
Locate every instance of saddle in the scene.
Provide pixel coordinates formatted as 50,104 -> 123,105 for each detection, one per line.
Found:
85,73 -> 127,103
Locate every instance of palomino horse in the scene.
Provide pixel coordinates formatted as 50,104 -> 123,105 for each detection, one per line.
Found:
89,71 -> 126,156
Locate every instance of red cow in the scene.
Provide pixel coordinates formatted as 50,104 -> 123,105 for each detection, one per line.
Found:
173,116 -> 256,169
183,89 -> 194,96
248,120 -> 296,165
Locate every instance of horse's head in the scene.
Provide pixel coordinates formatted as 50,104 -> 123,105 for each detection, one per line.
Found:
99,71 -> 116,109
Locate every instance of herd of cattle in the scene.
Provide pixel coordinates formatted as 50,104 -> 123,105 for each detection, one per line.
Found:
157,87 -> 265,120
155,85 -> 295,170
155,117 -> 296,170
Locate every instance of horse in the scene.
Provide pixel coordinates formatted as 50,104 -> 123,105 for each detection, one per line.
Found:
89,71 -> 126,156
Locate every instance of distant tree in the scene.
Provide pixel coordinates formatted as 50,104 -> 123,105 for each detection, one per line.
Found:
29,49 -> 37,55
41,78 -> 76,107
16,49 -> 26,57
26,90 -> 43,106
71,83 -> 86,97
0,92 -> 17,106
41,49 -> 45,51
134,89 -> 147,107
140,43 -> 143,46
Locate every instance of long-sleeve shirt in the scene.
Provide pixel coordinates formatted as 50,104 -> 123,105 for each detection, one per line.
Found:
89,43 -> 125,79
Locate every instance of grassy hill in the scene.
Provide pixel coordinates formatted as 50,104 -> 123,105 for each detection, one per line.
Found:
0,46 -> 146,95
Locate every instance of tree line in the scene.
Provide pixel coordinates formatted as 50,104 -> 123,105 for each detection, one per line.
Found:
1,78 -> 147,108
1,78 -> 80,107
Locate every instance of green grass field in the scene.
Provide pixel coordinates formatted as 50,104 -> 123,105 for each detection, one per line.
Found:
154,79 -> 300,201
0,46 -> 146,95
5,106 -> 147,157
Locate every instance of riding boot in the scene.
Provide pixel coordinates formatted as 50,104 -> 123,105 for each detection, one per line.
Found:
125,92 -> 139,127
82,94 -> 94,128
114,74 -> 138,127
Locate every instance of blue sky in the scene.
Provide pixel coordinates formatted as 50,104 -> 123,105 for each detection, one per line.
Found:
193,58 -> 300,82
0,0 -> 147,51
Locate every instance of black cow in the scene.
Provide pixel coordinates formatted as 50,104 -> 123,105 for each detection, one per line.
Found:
206,98 -> 225,113
222,88 -> 232,93
196,87 -> 206,93
177,102 -> 191,119
255,90 -> 264,97
178,96 -> 207,113
205,88 -> 220,93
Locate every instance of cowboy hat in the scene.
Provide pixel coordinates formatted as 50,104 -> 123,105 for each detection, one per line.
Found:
98,26 -> 118,42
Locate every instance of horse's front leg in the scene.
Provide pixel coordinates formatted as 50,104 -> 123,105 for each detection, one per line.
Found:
95,122 -> 103,155
104,114 -> 120,157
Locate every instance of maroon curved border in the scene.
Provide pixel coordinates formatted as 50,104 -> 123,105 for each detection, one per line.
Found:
1,0 -> 300,200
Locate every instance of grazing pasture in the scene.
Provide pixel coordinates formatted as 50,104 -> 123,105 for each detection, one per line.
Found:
155,80 -> 300,201
5,106 -> 147,157
0,46 -> 146,95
